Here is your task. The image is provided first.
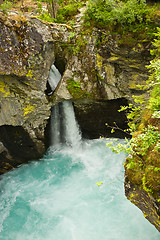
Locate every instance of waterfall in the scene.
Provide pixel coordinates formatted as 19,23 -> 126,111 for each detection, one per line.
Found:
51,100 -> 82,148
48,64 -> 81,148
62,100 -> 82,148
47,64 -> 61,95
50,103 -> 61,146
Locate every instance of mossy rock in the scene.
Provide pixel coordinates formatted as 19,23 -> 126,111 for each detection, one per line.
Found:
67,78 -> 91,99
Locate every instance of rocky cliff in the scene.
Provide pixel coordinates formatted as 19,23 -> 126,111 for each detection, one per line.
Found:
124,113 -> 160,232
0,11 -> 152,173
0,12 -> 66,172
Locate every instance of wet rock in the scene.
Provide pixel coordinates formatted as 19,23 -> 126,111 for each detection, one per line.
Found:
74,98 -> 129,139
0,13 -> 58,171
125,176 -> 160,232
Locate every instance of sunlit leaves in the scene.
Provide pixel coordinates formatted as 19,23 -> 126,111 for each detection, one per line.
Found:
106,138 -> 132,155
85,0 -> 148,28
96,181 -> 103,187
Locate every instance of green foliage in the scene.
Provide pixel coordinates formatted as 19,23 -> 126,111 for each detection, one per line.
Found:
131,125 -> 160,156
106,100 -> 160,174
147,30 -> 160,114
67,32 -> 88,55
0,0 -> 12,14
106,125 -> 160,157
154,167 -> 160,172
96,181 -> 103,187
114,0 -> 147,25
85,0 -> 148,26
142,174 -> 153,193
149,86 -> 160,112
84,0 -> 158,38
36,3 -> 43,14
56,2 -> 80,23
38,12 -> 54,22
67,78 -> 91,98
35,0 -> 84,24
118,103 -> 142,132
68,31 -> 76,40
106,138 -> 132,155
67,78 -> 83,98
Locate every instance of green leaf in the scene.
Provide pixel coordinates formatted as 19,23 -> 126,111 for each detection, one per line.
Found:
96,181 -> 103,187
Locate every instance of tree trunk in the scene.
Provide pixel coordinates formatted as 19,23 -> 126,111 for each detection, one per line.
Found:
51,0 -> 59,19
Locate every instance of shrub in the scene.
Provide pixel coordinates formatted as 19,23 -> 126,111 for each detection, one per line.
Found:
85,0 -> 150,29
0,0 -> 12,14
56,2 -> 82,23
38,12 -> 54,22
147,28 -> 160,114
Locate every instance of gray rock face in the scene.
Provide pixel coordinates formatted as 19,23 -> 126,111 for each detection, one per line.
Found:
125,176 -> 160,232
0,13 -> 58,172
56,29 -> 151,102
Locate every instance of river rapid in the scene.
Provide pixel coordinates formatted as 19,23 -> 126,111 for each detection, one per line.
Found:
0,138 -> 159,240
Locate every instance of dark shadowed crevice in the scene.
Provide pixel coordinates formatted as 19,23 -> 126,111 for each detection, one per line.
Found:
45,52 -> 66,96
0,125 -> 41,162
73,98 -> 130,139
54,54 -> 66,75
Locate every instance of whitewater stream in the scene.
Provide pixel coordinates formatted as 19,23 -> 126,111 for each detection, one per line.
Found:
0,100 -> 159,240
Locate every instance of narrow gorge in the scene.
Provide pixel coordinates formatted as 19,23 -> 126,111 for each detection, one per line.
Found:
0,0 -> 160,237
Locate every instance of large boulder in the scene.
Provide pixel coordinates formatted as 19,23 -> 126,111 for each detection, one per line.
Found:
0,12 -> 70,172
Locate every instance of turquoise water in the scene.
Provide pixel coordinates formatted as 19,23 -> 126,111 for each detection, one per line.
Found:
0,139 -> 159,240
